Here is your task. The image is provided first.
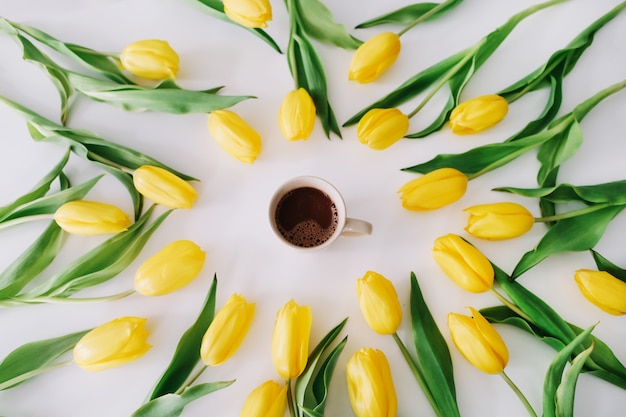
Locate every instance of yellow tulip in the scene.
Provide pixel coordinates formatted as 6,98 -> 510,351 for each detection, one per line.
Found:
449,95 -> 508,135
223,0 -> 272,28
54,200 -> 131,235
278,88 -> 316,141
240,380 -> 288,417
346,348 -> 397,417
271,299 -> 312,379
207,110 -> 262,164
134,240 -> 206,296
357,108 -> 409,150
356,271 -> 402,335
574,269 -> 626,315
432,234 -> 494,293
398,168 -> 468,211
133,165 -> 198,209
464,202 -> 534,240
120,40 -> 179,80
73,316 -> 151,372
200,293 -> 256,366
448,307 -> 509,374
348,32 -> 401,83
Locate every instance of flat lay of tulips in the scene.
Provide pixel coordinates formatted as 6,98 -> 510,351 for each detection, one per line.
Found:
1,0 -> 625,416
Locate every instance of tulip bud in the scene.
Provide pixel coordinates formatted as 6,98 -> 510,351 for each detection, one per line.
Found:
207,110 -> 262,164
449,95 -> 508,135
223,0 -> 272,28
349,32 -> 401,83
134,240 -> 206,296
357,108 -> 409,150
574,269 -> 626,315
278,88 -> 316,141
120,40 -> 179,80
464,202 -> 534,240
73,316 -> 151,372
432,234 -> 494,293
398,168 -> 468,211
271,299 -> 312,379
356,271 -> 402,335
133,165 -> 198,209
448,307 -> 509,374
346,348 -> 397,417
240,380 -> 288,417
201,293 -> 256,366
54,200 -> 132,235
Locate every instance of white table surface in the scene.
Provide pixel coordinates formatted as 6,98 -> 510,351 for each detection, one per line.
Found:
1,0 -> 626,416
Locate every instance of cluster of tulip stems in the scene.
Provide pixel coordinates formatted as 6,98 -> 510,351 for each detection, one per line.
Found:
1,0 -> 626,417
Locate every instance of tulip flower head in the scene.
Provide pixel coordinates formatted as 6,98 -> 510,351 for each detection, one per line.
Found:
349,32 -> 401,83
398,168 -> 468,211
271,299 -> 312,380
73,316 -> 151,372
449,95 -> 509,135
134,240 -> 206,296
356,271 -> 402,335
346,347 -> 397,417
201,293 -> 256,366
448,307 -> 509,374
278,88 -> 316,141
574,269 -> 626,315
240,380 -> 288,417
133,165 -> 198,209
357,108 -> 409,150
223,0 -> 272,28
120,40 -> 179,80
54,200 -> 132,235
432,234 -> 494,293
464,202 -> 534,240
208,110 -> 262,164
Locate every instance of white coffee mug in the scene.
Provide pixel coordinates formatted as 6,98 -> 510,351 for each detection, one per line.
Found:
268,176 -> 373,250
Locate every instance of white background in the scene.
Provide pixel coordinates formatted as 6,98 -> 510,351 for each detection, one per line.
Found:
1,0 -> 626,416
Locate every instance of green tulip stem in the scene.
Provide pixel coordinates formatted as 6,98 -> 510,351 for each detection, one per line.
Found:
392,332 -> 445,417
0,360 -> 73,391
0,213 -> 54,231
397,0 -> 457,37
406,43 -> 481,120
489,288 -> 534,323
174,364 -> 208,396
0,289 -> 136,307
286,379 -> 298,417
534,203 -> 611,223
500,371 -> 538,417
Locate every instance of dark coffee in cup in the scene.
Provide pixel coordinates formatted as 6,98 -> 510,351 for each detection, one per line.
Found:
274,187 -> 339,248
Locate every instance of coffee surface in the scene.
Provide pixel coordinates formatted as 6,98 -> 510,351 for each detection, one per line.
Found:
275,187 -> 339,247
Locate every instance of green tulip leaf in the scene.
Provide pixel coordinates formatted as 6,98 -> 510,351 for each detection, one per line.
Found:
131,381 -> 235,417
294,0 -> 361,49
98,163 -> 143,220
543,325 -> 595,417
185,0 -> 281,53
536,119 -> 584,187
147,276 -> 218,400
355,0 -> 463,28
21,206 -> 171,299
512,205 -> 625,278
409,272 -> 459,417
555,344 -> 594,417
0,329 -> 89,390
590,250 -> 626,284
496,180 -> 626,206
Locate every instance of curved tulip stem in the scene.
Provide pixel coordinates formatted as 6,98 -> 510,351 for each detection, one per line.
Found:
500,371 -> 538,417
0,360 -> 73,391
489,288 -> 534,324
174,364 -> 208,395
392,333 -> 445,417
0,289 -> 136,307
0,214 -> 54,232
534,203 -> 610,223
397,0 -> 457,37
286,379 -> 298,417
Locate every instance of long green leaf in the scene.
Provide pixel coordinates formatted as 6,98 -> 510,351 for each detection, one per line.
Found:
294,0 -> 361,49
409,272 -> 459,417
355,0 -> 463,28
0,329 -> 89,390
496,180 -> 626,206
132,381 -> 235,417
148,276 -> 218,400
305,336 -> 348,415
590,250 -> 626,284
556,344 -> 594,417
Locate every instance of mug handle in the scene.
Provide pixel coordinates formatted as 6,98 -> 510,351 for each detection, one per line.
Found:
341,217 -> 373,237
